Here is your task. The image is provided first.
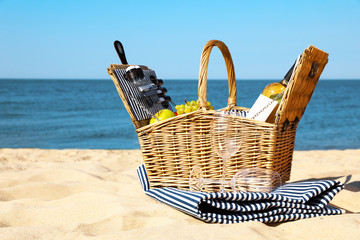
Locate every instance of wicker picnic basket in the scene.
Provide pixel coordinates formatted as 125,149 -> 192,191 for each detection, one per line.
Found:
107,40 -> 328,192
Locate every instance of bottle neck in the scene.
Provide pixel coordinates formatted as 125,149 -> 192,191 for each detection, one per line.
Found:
280,78 -> 288,87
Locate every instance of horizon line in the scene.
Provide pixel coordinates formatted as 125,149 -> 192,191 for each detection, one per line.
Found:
1,78 -> 360,81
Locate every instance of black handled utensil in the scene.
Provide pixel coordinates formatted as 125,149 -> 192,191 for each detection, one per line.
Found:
114,40 -> 128,64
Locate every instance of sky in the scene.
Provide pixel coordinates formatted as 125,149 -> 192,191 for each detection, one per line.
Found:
0,0 -> 359,80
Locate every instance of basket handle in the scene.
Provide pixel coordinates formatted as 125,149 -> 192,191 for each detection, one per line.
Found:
198,40 -> 236,108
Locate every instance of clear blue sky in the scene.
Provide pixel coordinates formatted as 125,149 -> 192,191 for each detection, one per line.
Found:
0,0 -> 359,80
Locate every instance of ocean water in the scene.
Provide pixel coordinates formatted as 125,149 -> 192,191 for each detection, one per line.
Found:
1,79 -> 359,150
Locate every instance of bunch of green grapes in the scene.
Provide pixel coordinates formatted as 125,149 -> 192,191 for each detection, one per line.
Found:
175,99 -> 214,115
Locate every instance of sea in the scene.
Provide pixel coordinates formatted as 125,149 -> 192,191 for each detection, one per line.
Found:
1,79 -> 359,150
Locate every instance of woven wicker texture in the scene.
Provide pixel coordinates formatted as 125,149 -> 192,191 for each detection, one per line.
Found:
276,46 -> 329,124
108,40 -> 328,192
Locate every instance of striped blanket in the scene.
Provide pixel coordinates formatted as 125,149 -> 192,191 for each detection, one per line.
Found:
137,164 -> 345,223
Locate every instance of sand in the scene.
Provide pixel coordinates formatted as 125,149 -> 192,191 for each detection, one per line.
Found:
0,148 -> 359,240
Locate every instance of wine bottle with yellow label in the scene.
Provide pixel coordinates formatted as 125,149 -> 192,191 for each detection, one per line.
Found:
248,55 -> 301,123
262,79 -> 288,102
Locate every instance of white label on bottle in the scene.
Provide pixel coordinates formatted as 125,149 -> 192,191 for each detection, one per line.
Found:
247,94 -> 278,121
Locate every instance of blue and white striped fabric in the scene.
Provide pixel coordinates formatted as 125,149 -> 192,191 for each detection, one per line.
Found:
137,164 -> 345,223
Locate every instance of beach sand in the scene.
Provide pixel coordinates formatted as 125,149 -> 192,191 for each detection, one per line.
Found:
0,148 -> 359,239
